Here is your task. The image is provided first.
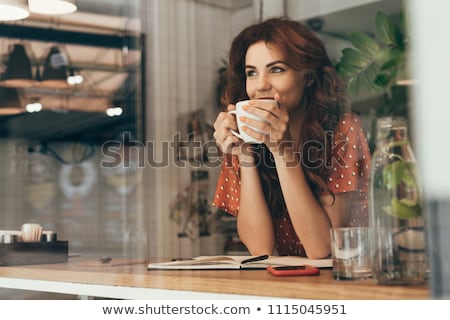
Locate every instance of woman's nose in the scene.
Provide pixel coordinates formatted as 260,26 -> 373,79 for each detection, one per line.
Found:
256,73 -> 271,91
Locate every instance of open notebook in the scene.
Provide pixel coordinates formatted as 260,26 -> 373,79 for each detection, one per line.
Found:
147,255 -> 332,270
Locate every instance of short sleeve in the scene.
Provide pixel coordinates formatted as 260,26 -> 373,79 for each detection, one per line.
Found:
327,113 -> 371,194
212,154 -> 241,216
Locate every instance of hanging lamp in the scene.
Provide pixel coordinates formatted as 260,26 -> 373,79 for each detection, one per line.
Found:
0,85 -> 23,115
0,0 -> 29,21
40,46 -> 69,88
0,43 -> 35,88
28,0 -> 77,15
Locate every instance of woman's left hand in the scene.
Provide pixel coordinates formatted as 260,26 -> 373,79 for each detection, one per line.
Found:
239,94 -> 291,155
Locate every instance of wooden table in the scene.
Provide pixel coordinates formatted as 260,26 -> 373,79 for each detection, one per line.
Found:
0,256 -> 430,299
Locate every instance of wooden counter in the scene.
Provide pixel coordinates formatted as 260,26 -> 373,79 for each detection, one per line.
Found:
0,256 -> 430,300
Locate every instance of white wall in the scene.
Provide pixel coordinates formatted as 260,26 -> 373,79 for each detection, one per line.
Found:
286,0 -> 382,20
409,0 -> 450,198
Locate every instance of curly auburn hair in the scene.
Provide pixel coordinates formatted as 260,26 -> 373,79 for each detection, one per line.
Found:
221,17 -> 349,218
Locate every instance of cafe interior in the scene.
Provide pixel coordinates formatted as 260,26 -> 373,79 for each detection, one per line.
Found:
0,0 -> 448,300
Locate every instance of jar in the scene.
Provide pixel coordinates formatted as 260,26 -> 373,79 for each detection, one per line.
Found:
369,117 -> 427,285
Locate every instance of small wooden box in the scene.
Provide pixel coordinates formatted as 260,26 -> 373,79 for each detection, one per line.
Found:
0,241 -> 68,266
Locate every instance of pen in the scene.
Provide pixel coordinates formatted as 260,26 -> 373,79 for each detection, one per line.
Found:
241,254 -> 269,264
171,258 -> 194,262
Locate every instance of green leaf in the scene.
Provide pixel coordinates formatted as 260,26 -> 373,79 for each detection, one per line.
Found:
338,58 -> 363,75
382,160 -> 406,190
383,197 -> 421,219
375,11 -> 396,46
380,59 -> 398,72
374,73 -> 391,87
364,62 -> 382,91
342,48 -> 372,66
350,32 -> 380,56
382,160 -> 418,189
347,75 -> 359,96
335,62 -> 352,78
394,23 -> 405,51
402,163 -> 417,187
357,70 -> 375,93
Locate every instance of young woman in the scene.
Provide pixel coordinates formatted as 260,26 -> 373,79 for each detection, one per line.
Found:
212,18 -> 370,259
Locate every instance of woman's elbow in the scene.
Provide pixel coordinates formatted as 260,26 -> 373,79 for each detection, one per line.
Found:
304,244 -> 331,260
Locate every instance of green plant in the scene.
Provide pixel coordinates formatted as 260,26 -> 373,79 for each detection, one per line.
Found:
380,157 -> 421,219
336,11 -> 408,116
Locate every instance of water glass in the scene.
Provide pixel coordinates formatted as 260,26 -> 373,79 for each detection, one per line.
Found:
330,227 -> 372,280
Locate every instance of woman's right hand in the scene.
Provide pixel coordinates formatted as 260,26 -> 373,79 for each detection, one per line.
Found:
213,104 -> 241,156
213,104 -> 256,165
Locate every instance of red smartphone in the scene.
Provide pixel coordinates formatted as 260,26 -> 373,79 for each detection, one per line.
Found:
267,265 -> 320,277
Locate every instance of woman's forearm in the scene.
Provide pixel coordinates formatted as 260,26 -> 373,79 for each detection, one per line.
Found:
272,151 -> 332,259
237,161 -> 275,255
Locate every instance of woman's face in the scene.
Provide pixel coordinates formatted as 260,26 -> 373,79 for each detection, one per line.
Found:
245,41 -> 307,111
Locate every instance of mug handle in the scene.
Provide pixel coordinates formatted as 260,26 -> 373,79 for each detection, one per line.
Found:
227,110 -> 243,140
229,129 -> 243,140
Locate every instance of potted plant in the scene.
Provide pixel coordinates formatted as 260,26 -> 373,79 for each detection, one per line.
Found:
335,10 -> 409,117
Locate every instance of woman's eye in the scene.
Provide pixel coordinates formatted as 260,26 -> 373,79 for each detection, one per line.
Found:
246,70 -> 257,77
270,66 -> 284,74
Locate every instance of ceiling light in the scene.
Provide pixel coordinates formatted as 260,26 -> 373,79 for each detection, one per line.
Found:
0,0 -> 29,21
28,0 -> 77,15
106,107 -> 123,117
0,43 -> 35,88
67,68 -> 83,85
26,98 -> 42,113
25,102 -> 42,113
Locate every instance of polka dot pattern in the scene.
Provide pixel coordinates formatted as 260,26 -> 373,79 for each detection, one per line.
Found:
212,154 -> 241,216
325,113 -> 370,228
212,113 -> 371,256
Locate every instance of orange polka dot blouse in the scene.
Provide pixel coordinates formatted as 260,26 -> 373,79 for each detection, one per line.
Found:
212,113 -> 371,257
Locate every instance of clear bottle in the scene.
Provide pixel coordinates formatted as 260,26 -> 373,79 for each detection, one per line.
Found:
369,117 -> 427,285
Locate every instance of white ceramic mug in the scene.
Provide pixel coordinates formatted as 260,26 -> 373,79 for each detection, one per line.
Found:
228,99 -> 277,143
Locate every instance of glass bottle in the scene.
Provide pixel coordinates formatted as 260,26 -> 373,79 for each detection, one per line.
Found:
369,117 -> 427,285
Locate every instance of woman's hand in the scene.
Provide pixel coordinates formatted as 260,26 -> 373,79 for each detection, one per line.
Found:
213,104 -> 239,155
239,95 -> 291,155
213,104 -> 257,164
